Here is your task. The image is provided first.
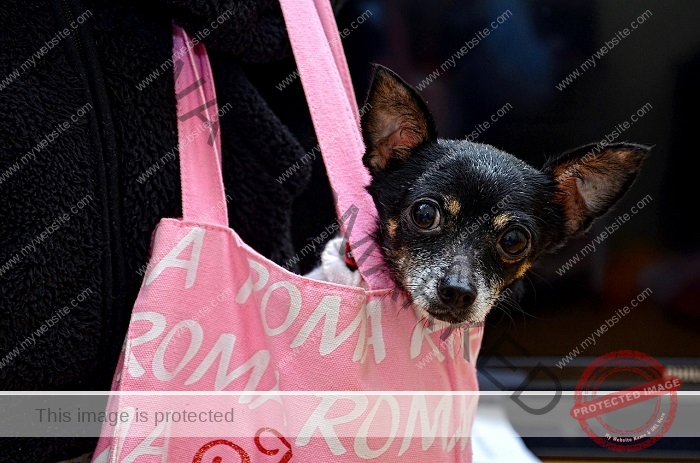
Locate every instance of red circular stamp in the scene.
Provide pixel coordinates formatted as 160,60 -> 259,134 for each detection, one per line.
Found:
570,350 -> 681,452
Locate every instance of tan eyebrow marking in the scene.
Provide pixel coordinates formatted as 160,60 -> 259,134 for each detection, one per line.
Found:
493,213 -> 512,229
445,196 -> 461,215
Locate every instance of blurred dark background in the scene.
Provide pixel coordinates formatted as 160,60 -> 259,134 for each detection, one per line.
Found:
256,0 -> 700,371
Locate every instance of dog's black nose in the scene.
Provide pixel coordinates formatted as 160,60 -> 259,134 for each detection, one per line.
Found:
437,276 -> 477,309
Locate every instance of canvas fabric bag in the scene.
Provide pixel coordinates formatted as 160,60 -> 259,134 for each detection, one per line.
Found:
91,0 -> 483,461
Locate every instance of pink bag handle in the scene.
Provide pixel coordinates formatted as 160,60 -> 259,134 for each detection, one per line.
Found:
174,1 -> 393,289
310,0 -> 361,127
174,26 -> 228,227
279,0 -> 392,289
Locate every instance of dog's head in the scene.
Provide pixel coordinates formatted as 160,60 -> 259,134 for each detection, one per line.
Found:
361,65 -> 648,325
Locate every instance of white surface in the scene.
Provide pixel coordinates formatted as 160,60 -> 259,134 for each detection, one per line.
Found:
472,401 -> 542,463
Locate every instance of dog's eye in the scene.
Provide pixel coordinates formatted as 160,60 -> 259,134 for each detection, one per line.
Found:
497,226 -> 531,260
411,201 -> 441,230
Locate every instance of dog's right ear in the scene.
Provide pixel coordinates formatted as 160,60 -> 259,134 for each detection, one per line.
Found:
361,65 -> 437,174
543,142 -> 649,237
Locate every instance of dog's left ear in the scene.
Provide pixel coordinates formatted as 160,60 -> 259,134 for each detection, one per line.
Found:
361,65 -> 437,174
543,142 -> 649,237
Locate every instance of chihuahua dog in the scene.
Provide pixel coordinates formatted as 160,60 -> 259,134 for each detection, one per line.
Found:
310,65 -> 647,327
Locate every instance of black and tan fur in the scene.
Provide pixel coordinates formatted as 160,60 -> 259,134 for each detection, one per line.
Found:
360,65 -> 648,325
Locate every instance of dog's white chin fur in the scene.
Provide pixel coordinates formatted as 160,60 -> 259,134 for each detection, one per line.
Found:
411,302 -> 488,330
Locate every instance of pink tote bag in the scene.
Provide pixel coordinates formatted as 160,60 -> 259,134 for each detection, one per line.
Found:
91,1 -> 483,461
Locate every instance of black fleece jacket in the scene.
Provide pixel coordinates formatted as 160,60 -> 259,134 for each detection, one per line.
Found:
0,0 -> 337,460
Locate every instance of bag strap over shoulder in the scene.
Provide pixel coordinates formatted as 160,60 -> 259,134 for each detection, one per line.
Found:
173,26 -> 228,228
279,0 -> 392,289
